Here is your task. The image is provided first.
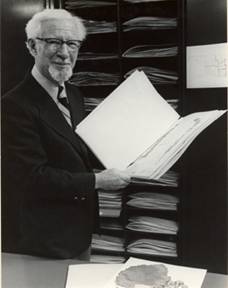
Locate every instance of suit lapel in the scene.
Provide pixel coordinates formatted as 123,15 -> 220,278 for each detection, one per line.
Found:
24,74 -> 87,158
66,83 -> 92,167
66,83 -> 84,129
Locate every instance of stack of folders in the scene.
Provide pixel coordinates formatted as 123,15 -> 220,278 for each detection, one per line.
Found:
127,239 -> 177,257
100,218 -> 123,231
83,19 -> 116,34
127,192 -> 179,211
124,0 -> 175,3
124,67 -> 178,84
127,216 -> 178,235
122,45 -> 178,58
65,1 -> 116,9
84,97 -> 105,112
98,190 -> 122,218
92,234 -> 125,253
70,72 -> 120,86
78,52 -> 118,61
90,254 -> 125,264
123,17 -> 177,31
131,170 -> 179,187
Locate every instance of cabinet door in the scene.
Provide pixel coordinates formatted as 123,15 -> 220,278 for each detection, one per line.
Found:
182,0 -> 228,274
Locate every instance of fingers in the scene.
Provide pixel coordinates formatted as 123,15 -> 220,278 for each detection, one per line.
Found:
119,171 -> 131,183
95,168 -> 131,190
108,169 -> 131,185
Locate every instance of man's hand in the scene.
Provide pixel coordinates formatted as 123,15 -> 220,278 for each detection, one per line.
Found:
95,168 -> 131,190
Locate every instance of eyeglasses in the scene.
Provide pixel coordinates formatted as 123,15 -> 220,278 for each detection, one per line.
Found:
36,37 -> 82,51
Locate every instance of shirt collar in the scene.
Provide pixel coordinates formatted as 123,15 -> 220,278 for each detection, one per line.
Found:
31,66 -> 66,103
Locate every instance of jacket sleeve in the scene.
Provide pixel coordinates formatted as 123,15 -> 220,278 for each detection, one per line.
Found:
2,96 -> 96,202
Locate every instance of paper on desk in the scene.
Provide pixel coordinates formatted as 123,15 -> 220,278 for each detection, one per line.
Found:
65,258 -> 207,288
76,70 -> 179,170
65,263 -> 122,288
104,257 -> 207,288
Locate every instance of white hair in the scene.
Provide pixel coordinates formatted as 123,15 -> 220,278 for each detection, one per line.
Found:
25,9 -> 86,40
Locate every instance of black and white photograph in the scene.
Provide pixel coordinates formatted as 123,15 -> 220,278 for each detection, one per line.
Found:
1,0 -> 228,287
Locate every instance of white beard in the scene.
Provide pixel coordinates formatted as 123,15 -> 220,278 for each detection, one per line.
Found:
49,65 -> 73,84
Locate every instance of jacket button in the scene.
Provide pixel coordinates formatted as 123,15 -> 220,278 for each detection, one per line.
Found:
74,196 -> 78,200
81,196 -> 86,201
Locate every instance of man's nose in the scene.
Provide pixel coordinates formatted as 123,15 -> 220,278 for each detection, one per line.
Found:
57,43 -> 69,58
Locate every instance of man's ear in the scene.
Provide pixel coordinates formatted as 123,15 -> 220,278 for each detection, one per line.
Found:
26,39 -> 37,57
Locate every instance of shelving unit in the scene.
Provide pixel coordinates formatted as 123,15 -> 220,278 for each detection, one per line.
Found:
124,177 -> 181,265
62,0 -> 183,265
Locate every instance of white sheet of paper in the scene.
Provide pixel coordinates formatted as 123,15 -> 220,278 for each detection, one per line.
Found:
187,43 -> 228,88
105,257 -> 207,288
76,70 -> 179,169
65,263 -> 122,288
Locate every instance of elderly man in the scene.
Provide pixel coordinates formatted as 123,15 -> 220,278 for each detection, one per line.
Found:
1,9 -> 130,259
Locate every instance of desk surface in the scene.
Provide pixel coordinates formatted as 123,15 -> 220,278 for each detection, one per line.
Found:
2,253 -> 228,288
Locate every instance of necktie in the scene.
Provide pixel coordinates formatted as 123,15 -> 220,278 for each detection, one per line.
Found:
57,86 -> 72,127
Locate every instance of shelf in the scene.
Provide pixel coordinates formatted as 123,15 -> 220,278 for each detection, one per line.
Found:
64,0 -> 181,265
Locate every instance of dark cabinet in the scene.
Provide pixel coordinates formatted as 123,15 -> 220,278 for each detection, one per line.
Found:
182,0 -> 228,274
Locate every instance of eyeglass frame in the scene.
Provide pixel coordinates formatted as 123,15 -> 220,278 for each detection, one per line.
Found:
35,37 -> 82,51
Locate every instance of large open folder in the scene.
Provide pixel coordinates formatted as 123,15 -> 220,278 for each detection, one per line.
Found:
76,70 -> 226,179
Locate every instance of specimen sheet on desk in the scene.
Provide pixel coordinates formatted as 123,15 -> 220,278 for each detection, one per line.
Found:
65,263 -> 121,288
65,257 -> 207,288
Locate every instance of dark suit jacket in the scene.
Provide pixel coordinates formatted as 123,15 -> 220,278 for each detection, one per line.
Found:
1,72 -> 98,258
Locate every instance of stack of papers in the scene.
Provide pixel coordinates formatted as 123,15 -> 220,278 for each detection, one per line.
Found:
127,216 -> 178,234
127,239 -> 177,257
76,70 -> 226,179
83,19 -> 116,34
70,72 -> 120,86
124,0 -> 176,2
100,218 -> 123,231
90,254 -> 125,264
78,52 -> 118,61
127,192 -> 179,210
98,190 -> 122,218
123,17 -> 177,31
124,67 -> 178,84
122,45 -> 178,58
84,97 -> 105,113
92,234 -> 125,253
131,170 -> 179,187
65,1 -> 116,9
